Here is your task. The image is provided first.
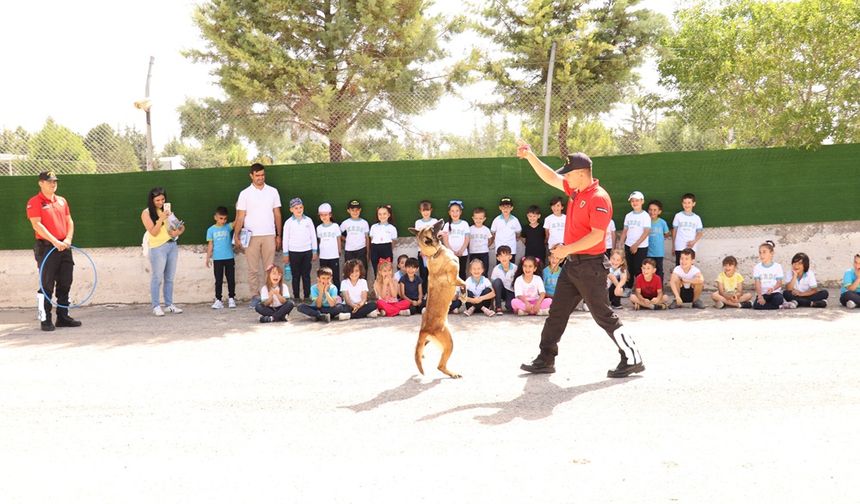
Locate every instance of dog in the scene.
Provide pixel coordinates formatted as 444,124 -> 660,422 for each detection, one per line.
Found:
408,220 -> 467,379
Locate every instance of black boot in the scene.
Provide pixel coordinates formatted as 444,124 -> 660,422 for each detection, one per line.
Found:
41,314 -> 55,332
56,309 -> 82,328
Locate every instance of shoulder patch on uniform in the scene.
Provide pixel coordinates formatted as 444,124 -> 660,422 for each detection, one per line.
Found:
579,200 -> 586,208
595,206 -> 608,213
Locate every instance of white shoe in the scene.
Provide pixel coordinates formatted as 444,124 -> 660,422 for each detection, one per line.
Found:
714,300 -> 725,309
337,312 -> 351,321
517,309 -> 527,316
399,309 -> 411,316
579,302 -> 589,312
779,301 -> 796,310
165,304 -> 183,314
211,299 -> 224,309
847,300 -> 857,309
368,309 -> 379,318
153,306 -> 165,317
463,306 -> 475,317
538,308 -> 549,316
227,297 -> 237,309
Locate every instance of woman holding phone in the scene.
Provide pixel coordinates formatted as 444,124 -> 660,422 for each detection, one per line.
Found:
141,187 -> 185,316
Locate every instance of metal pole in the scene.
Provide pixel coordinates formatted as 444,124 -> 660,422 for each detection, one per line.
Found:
144,56 -> 155,171
541,40 -> 557,156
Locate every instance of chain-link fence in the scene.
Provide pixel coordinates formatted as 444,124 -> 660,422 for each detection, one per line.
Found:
0,83 -> 840,175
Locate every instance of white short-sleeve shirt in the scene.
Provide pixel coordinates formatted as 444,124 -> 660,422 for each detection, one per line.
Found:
414,218 -> 438,230
468,225 -> 491,254
465,275 -> 492,297
543,213 -> 567,249
672,212 -> 704,252
340,278 -> 369,305
316,223 -> 341,260
514,275 -> 546,300
789,270 -> 818,291
491,214 -> 522,253
236,184 -> 282,236
753,262 -> 785,292
370,222 -> 398,244
491,263 -> 518,291
444,220 -> 470,256
260,282 -> 291,307
623,211 -> 651,247
340,218 -> 370,252
672,264 -> 702,288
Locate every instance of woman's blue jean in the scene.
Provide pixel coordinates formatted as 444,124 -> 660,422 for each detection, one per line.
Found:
149,240 -> 178,308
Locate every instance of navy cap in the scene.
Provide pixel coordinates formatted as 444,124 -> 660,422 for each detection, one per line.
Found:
555,152 -> 592,174
38,170 -> 58,181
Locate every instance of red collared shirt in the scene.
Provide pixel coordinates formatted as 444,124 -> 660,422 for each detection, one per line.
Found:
562,178 -> 613,255
26,192 -> 70,241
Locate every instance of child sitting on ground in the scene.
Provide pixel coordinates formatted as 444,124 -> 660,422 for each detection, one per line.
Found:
398,257 -> 424,316
752,240 -> 795,310
297,267 -> 350,322
783,252 -> 829,308
255,264 -> 295,323
629,258 -> 669,310
669,248 -> 705,309
840,254 -> 860,308
490,245 -> 517,314
542,252 -> 562,299
512,256 -> 551,316
606,249 -> 628,309
340,259 -> 379,319
711,255 -> 753,309
462,258 -> 496,317
373,259 -> 411,317
394,254 -> 409,282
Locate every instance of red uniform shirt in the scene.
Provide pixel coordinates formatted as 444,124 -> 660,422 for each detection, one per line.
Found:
635,273 -> 663,298
26,192 -> 70,241
562,178 -> 612,255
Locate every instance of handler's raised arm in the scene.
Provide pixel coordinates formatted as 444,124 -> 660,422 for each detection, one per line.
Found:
516,139 -> 564,191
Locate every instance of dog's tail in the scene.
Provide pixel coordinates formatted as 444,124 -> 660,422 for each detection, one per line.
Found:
414,333 -> 426,375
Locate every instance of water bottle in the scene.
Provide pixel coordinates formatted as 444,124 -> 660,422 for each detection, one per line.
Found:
284,263 -> 293,282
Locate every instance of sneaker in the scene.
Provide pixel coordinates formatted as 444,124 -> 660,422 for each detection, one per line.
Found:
463,306 -> 475,317
714,300 -> 725,309
779,301 -> 797,310
399,309 -> 412,316
368,309 -> 379,318
481,306 -> 495,317
538,308 -> 549,316
211,299 -> 224,309
517,309 -> 527,316
607,359 -> 645,378
692,299 -> 705,309
317,313 -> 331,323
520,357 -> 555,374
41,319 -> 55,331
259,315 -> 274,323
165,305 -> 183,314
811,300 -> 827,308
612,304 -> 624,310
740,301 -> 753,309
421,307 -> 427,314
578,302 -> 589,312
847,300 -> 857,309
622,288 -> 632,298
55,315 -> 82,327
654,303 -> 668,310
153,306 -> 165,317
337,312 -> 351,321
668,299 -> 679,309
227,298 -> 237,309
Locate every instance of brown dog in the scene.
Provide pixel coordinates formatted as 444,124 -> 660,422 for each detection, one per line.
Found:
408,220 -> 467,379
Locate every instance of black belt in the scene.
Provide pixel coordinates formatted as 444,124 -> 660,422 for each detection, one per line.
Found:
565,253 -> 604,263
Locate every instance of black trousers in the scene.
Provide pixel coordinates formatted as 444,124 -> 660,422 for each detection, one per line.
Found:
213,258 -> 236,300
319,258 -> 340,287
456,255 -> 468,282
783,290 -> 828,306
255,300 -> 295,321
370,243 -> 393,276
34,240 -> 74,318
465,287 -> 494,310
345,248 -> 368,275
625,245 -> 647,289
289,250 -> 313,299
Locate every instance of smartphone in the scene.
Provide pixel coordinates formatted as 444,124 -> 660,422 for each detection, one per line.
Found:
163,202 -> 172,214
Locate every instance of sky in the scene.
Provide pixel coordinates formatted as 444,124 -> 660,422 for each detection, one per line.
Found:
0,0 -> 683,152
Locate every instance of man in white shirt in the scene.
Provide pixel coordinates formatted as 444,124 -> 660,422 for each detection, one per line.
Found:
233,163 -> 283,304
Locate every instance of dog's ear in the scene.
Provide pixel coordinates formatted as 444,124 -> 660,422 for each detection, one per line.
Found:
408,227 -> 420,237
432,219 -> 445,236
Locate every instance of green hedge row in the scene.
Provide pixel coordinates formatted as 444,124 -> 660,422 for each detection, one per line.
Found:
4,144 -> 858,250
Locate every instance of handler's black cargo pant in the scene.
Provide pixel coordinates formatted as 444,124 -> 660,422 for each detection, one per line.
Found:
538,254 -> 638,366
34,239 -> 74,319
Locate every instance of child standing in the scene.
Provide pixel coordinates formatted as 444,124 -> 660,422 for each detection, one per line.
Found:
605,219 -> 616,257
646,200 -> 670,283
711,255 -> 753,309
394,254 -> 409,283
619,191 -> 651,291
369,204 -> 398,276
542,253 -> 562,299
205,206 -> 236,309
398,257 -> 425,316
752,240 -> 795,310
544,196 -> 566,252
669,248 -> 705,309
297,267 -> 350,322
374,259 -> 412,317
606,249 -> 629,309
672,193 -> 704,266
783,252 -> 829,308
490,245 -> 517,314
468,207 -> 492,274
341,199 -> 370,273
340,259 -> 379,319
255,264 -> 295,323
316,202 -> 342,287
629,258 -> 670,310
462,258 -> 496,317
442,200 -> 470,281
283,197 -> 317,300
522,205 -> 546,266
512,256 -> 551,316
840,254 -> 860,308
414,200 -> 438,295
491,196 -> 522,264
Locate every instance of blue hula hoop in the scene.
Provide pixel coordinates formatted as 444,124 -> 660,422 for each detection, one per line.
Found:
39,245 -> 98,309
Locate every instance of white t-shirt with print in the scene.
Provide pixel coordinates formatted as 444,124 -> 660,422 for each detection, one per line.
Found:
623,211 -> 651,247
370,222 -> 398,244
491,263 -> 518,291
672,212 -> 704,252
544,213 -> 567,249
514,275 -> 546,301
260,282 -> 291,308
340,278 -> 369,305
672,264 -> 702,288
340,218 -> 370,252
468,225 -> 491,254
465,276 -> 493,298
316,223 -> 341,260
443,220 -> 470,256
490,214 -> 522,253
753,262 -> 785,292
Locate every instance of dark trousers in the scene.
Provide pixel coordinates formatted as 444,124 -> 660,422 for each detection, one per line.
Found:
346,301 -> 379,319
783,290 -> 828,306
625,246 -> 647,289
470,253 -> 489,277
754,292 -> 784,310
319,258 -> 340,287
465,287 -> 494,310
34,240 -> 74,319
674,250 -> 683,266
608,285 -> 622,307
406,298 -> 425,315
647,256 -> 664,285
213,258 -> 236,300
456,255 -> 468,282
418,255 -> 429,295
345,248 -> 368,275
370,243 -> 393,276
289,250 -> 313,300
491,279 -> 515,311
841,291 -> 860,306
255,300 -> 295,321
297,303 -> 350,319
538,255 -> 626,363
449,299 -> 462,313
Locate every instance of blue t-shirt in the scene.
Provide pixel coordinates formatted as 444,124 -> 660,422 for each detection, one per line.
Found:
646,218 -> 669,258
842,269 -> 860,294
206,223 -> 234,260
399,274 -> 422,301
309,284 -> 340,307
542,266 -> 561,296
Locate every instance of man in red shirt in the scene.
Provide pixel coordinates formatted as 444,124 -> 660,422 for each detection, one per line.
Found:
516,142 -> 644,377
26,171 -> 82,331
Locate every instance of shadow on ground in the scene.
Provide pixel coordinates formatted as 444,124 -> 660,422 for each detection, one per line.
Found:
341,376 -> 444,413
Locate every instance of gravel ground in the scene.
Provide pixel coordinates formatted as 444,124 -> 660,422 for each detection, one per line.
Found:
1,292 -> 858,503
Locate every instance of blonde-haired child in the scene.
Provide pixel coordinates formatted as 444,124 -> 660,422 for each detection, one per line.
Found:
374,259 -> 412,317
606,249 -> 628,309
255,264 -> 295,323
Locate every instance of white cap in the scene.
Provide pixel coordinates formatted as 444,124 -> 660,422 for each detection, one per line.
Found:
318,202 -> 332,214
628,190 -> 644,201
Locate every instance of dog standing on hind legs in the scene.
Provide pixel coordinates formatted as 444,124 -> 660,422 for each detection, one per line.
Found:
409,220 -> 466,379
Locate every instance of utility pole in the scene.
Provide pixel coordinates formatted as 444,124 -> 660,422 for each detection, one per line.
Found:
541,40 -> 557,156
144,56 -> 155,171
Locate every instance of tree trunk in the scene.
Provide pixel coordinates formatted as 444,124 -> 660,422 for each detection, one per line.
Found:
558,112 -> 569,158
329,139 -> 343,163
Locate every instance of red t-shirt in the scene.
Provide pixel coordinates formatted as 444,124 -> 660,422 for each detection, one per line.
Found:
26,192 -> 70,241
635,273 -> 663,299
562,178 -> 612,255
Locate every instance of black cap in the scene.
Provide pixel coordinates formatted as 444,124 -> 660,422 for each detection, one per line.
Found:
499,196 -> 513,206
38,170 -> 58,181
555,152 -> 592,174
347,199 -> 361,209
